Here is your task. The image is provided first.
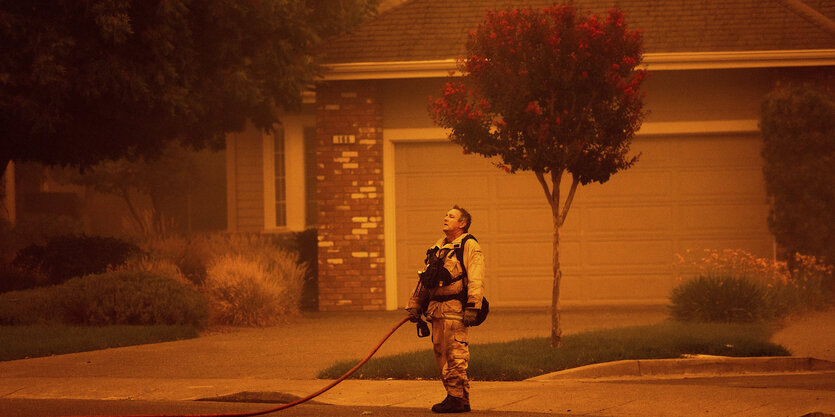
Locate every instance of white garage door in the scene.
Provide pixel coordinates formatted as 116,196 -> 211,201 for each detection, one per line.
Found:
394,133 -> 773,307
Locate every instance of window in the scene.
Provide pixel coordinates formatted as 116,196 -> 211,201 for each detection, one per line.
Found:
274,129 -> 286,227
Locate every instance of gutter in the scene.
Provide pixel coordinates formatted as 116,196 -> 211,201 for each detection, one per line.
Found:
322,49 -> 835,80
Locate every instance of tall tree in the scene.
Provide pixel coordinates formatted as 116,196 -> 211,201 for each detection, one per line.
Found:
761,83 -> 835,267
0,0 -> 380,178
430,5 -> 647,347
57,141 -> 216,237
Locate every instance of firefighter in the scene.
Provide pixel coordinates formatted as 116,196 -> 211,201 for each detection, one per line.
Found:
407,205 -> 484,413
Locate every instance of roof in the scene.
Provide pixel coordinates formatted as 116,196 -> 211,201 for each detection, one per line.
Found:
323,0 -> 835,65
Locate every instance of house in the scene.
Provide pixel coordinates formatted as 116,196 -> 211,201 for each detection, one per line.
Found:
224,0 -> 835,311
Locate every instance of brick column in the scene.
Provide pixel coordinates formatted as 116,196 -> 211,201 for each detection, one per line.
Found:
316,81 -> 385,311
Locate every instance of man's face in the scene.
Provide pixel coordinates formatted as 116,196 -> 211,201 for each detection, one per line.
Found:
443,209 -> 466,233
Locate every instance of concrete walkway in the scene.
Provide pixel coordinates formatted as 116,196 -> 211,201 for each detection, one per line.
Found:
1,306 -> 834,416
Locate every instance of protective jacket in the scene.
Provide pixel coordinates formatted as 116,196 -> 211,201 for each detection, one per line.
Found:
407,233 -> 485,320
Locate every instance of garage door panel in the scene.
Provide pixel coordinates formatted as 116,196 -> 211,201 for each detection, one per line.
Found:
629,137 -> 675,165
679,203 -> 768,231
494,239 -> 581,268
676,238 -> 773,260
581,274 -> 675,301
397,276 -> 418,305
495,171 -> 562,201
496,206 -> 559,233
585,240 -> 673,266
396,142 -> 502,172
493,274 -> 585,305
583,170 -> 673,200
397,208 -> 447,237
673,135 -> 763,167
676,169 -> 765,197
494,276 -> 551,305
585,206 -> 674,233
394,142 -> 452,171
399,242 -> 435,270
398,174 -> 490,203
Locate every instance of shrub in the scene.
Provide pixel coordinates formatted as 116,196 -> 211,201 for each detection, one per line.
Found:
137,232 -> 309,322
674,249 -> 834,320
140,232 -> 311,300
203,253 -> 304,326
114,256 -> 191,287
0,215 -> 82,264
61,271 -> 208,328
293,228 -> 318,311
13,235 -> 141,286
788,253 -> 834,309
0,271 -> 207,327
0,262 -> 46,294
139,233 -> 283,285
0,286 -> 65,325
271,228 -> 319,311
669,275 -> 779,322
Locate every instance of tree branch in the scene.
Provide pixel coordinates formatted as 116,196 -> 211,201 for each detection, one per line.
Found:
119,186 -> 146,236
559,174 -> 580,227
550,169 -> 562,219
535,170 -> 554,209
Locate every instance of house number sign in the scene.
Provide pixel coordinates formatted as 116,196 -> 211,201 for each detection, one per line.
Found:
332,135 -> 356,144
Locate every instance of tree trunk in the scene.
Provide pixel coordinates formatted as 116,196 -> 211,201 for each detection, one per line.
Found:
537,168 -> 579,348
551,212 -> 563,347
0,158 -> 9,181
550,170 -> 563,348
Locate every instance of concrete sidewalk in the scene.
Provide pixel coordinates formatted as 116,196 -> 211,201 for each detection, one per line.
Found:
1,306 -> 834,416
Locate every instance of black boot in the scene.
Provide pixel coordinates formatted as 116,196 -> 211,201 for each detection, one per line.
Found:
431,394 -> 470,413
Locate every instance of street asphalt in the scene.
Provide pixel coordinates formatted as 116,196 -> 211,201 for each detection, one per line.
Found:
0,306 -> 833,417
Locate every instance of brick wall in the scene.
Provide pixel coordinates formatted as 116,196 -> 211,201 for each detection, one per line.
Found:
316,81 -> 385,311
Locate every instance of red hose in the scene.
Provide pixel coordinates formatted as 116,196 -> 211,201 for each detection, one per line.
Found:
61,316 -> 412,417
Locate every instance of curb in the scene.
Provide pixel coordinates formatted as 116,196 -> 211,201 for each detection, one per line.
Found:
527,356 -> 835,381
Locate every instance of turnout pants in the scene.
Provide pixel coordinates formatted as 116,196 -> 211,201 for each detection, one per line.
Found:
431,318 -> 470,401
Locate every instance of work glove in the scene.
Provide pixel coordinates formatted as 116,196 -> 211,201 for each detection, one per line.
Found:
406,307 -> 422,323
462,308 -> 479,326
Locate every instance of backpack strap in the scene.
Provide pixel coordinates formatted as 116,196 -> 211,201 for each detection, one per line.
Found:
454,234 -> 477,278
455,235 -> 477,307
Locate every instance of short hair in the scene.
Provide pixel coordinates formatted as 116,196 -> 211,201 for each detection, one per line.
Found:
453,205 -> 471,233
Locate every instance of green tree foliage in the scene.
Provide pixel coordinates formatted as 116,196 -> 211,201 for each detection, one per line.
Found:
760,83 -> 835,267
0,0 -> 380,177
429,5 -> 647,347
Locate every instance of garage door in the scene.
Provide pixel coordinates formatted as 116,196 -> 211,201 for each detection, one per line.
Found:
393,133 -> 773,307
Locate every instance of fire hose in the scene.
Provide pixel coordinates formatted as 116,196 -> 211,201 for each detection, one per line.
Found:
62,315 -> 428,417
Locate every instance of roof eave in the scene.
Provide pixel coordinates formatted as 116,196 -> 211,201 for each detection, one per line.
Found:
322,49 -> 835,80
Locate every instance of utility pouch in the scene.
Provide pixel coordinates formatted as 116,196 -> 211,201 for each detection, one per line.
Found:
418,248 -> 453,289
467,297 -> 489,327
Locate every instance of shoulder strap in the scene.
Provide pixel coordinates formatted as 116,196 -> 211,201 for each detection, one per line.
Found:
454,235 -> 477,278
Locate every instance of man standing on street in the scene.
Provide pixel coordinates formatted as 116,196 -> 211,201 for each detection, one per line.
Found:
407,205 -> 485,413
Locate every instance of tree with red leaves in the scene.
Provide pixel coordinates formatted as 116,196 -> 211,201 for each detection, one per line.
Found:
430,5 -> 648,347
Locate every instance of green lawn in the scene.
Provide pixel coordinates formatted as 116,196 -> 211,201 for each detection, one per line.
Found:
0,325 -> 199,362
318,321 -> 790,381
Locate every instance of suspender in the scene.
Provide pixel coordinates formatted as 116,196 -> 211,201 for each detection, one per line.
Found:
430,235 -> 477,306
